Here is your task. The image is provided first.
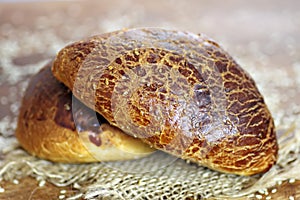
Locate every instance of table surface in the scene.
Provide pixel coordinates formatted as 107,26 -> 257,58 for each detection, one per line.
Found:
0,0 -> 300,199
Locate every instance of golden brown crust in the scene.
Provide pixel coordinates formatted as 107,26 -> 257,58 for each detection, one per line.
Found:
52,28 -> 278,175
15,62 -> 154,163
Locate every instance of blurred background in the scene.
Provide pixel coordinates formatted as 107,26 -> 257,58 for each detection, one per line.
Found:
1,0 -> 300,149
0,0 -> 299,199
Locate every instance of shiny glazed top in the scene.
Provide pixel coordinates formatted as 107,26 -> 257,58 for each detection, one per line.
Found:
52,28 -> 278,175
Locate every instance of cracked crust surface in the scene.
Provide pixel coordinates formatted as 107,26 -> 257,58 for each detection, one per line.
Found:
15,62 -> 154,163
52,28 -> 278,175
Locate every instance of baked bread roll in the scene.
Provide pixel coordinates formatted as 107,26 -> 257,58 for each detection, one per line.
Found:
52,28 -> 278,175
15,62 -> 154,163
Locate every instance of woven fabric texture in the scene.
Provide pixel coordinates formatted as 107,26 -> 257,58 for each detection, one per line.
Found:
0,1 -> 299,199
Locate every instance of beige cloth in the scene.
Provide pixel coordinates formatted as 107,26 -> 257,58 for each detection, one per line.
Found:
0,1 -> 299,199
